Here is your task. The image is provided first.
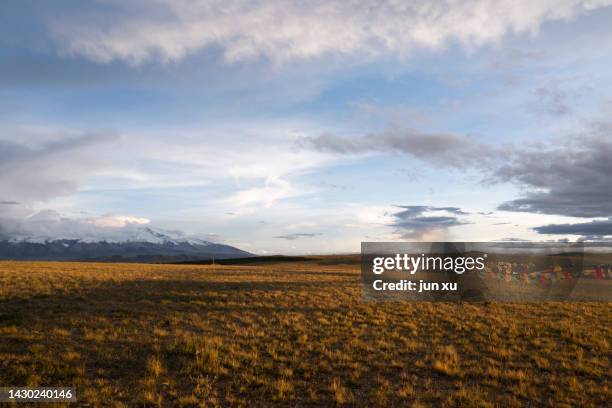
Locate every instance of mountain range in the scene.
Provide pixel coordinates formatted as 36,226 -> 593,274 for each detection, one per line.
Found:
0,227 -> 251,262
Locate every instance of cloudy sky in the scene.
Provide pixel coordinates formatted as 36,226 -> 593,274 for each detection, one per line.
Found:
1,0 -> 612,254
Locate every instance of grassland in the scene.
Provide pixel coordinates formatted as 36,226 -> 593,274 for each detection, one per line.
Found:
0,259 -> 610,407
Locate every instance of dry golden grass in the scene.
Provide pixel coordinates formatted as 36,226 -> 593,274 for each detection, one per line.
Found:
0,260 -> 610,406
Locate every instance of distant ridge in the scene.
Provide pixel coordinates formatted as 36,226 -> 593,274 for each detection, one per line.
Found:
177,254 -> 361,266
178,255 -> 313,265
0,226 -> 251,261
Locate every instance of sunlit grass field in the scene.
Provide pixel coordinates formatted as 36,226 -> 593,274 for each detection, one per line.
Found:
0,260 -> 610,407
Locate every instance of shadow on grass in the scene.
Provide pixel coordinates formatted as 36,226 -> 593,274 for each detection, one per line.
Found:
0,278 -> 359,322
178,254 -> 361,267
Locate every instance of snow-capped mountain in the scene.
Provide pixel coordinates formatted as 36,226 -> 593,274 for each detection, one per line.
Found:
0,226 -> 251,261
6,225 -> 212,245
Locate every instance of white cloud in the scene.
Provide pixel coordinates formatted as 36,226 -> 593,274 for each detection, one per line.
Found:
0,127 -> 118,205
0,210 -> 153,242
88,215 -> 150,228
100,122 -> 336,188
50,0 -> 612,65
0,120 -> 341,244
225,177 -> 305,208
81,123 -> 339,212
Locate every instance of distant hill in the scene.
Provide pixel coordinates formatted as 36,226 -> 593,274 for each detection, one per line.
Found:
0,227 -> 251,261
178,254 -> 361,266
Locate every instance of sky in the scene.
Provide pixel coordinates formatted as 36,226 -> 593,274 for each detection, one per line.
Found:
1,0 -> 612,254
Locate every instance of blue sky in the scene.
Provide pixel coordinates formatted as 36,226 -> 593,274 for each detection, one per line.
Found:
2,1 -> 612,253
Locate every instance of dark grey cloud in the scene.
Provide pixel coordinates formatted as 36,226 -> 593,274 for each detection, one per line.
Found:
534,219 -> 612,238
300,121 -> 612,222
1,201 -> 20,205
495,127 -> 612,218
274,233 -> 322,240
433,207 -> 469,215
393,205 -> 468,219
299,129 -> 502,169
390,205 -> 467,239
